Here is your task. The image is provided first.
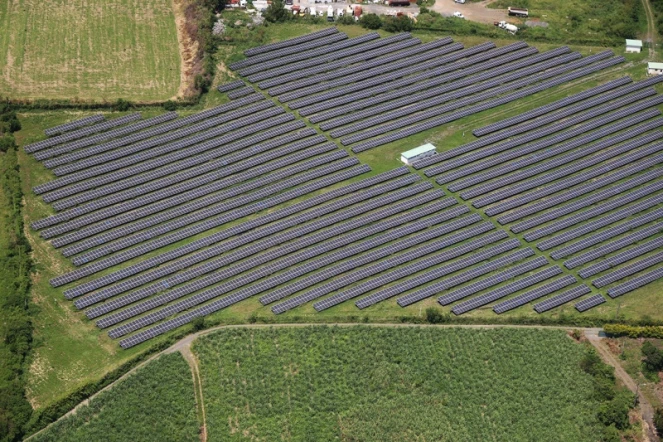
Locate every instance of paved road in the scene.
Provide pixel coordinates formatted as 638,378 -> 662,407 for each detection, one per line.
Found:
431,0 -> 506,24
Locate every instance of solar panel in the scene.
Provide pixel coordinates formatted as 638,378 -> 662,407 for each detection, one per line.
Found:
575,294 -> 606,312
607,266 -> 663,298
44,114 -> 106,136
492,275 -> 577,313
591,250 -> 663,287
217,80 -> 245,92
533,284 -> 592,313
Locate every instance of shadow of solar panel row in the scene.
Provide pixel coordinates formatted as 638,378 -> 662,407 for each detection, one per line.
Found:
414,52 -> 619,171
67,158 -> 360,264
311,46 -> 578,124
45,113 -> 299,207
263,205 -> 469,307
319,233 -> 514,312
257,34 -> 421,89
34,102 -> 281,193
238,32 -> 353,74
536,194 -> 663,251
54,165 -> 395,290
492,275 -> 577,313
486,152 -> 663,217
25,113 -> 142,153
217,80 -> 245,93
44,114 -> 106,136
532,284 -> 591,313
397,247 -> 534,308
513,168 -> 663,235
52,146 -> 344,248
575,294 -> 606,312
102,190 -> 444,331
436,253 -> 544,306
443,91 -> 659,189
473,75 -> 663,138
35,130 -> 318,232
241,33 -> 381,79
451,266 -> 563,315
321,52 -> 579,133
473,137 -> 663,210
428,94 -> 660,180
564,223 -> 663,270
607,266 -> 663,298
258,205 -> 468,306
230,32 -> 348,70
199,204 -> 467,313
584,239 -> 663,280
264,35 -> 443,93
464,121 -> 663,203
351,56 -> 624,153
40,95 -> 266,169
49,99 -> 274,174
56,164 -> 371,282
499,159 -> 663,226
329,53 -> 579,139
473,77 -> 635,136
49,128 -> 315,231
292,42 -> 517,111
360,244 -> 538,309
526,180 -> 663,244
552,209 -> 663,260
35,112 -> 179,162
276,40 -> 469,103
244,27 -> 339,56
80,175 -> 426,307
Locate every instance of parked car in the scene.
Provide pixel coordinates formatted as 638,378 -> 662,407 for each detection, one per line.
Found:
453,11 -> 465,19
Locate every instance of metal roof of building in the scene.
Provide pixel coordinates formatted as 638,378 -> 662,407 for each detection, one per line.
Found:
401,143 -> 436,159
626,39 -> 643,47
648,62 -> 663,69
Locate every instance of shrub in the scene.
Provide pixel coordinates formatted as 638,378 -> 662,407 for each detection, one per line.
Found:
360,13 -> 382,29
641,341 -> 663,373
192,317 -> 205,331
604,324 -> 663,339
163,100 -> 178,111
425,307 -> 450,324
264,0 -> 291,23
114,98 -> 131,112
383,15 -> 414,33
597,391 -> 634,430
337,14 -> 356,25
654,408 -> 663,436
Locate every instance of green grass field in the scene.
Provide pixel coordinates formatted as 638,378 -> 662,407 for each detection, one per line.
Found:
10,22 -> 663,415
29,353 -> 199,442
0,0 -> 181,102
193,326 -> 603,441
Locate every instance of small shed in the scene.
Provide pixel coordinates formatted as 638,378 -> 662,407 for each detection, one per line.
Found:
648,62 -> 663,76
401,143 -> 437,166
625,39 -> 643,53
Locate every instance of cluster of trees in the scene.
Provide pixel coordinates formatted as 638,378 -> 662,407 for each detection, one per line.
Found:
360,13 -> 414,32
0,109 -> 34,442
641,341 -> 663,374
580,350 -> 635,441
0,104 -> 21,152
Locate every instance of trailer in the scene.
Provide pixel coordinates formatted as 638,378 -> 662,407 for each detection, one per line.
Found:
386,0 -> 410,6
508,6 -> 528,17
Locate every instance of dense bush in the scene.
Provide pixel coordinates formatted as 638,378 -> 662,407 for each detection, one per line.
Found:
113,98 -> 131,112
641,341 -> 663,374
383,15 -> 414,32
604,324 -> 663,338
265,0 -> 291,23
360,13 -> 383,29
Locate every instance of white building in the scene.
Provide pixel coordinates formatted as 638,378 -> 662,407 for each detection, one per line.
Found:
648,62 -> 663,76
400,143 -> 437,166
625,39 -> 643,53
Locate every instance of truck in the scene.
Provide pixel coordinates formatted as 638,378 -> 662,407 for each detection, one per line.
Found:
454,0 -> 466,3
495,20 -> 518,34
327,5 -> 334,21
386,0 -> 410,6
507,6 -> 528,17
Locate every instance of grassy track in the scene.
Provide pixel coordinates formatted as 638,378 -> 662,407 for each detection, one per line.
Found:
0,0 -> 181,102
194,326 -> 603,441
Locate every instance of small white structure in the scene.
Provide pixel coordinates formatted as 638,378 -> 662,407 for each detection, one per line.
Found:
625,39 -> 643,53
648,62 -> 663,76
401,143 -> 437,166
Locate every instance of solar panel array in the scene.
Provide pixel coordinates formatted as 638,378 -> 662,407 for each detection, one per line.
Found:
44,114 -> 106,136
575,294 -> 607,312
23,30 -> 662,349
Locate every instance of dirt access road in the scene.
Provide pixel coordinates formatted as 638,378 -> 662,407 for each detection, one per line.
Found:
431,0 -> 507,24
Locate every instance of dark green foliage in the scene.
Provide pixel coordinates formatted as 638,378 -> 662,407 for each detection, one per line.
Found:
0,145 -> 34,442
597,391 -> 634,430
641,341 -> 663,373
264,0 -> 291,23
337,14 -> 356,25
601,424 -> 621,442
383,15 -> 414,32
192,316 -> 206,330
0,105 -> 21,135
654,408 -> 663,436
31,354 -> 198,442
163,100 -> 178,111
113,98 -> 131,112
196,327 -> 605,441
424,307 -> 449,324
360,13 -> 382,29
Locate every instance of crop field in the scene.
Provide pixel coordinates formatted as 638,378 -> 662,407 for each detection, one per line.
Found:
0,0 -> 181,102
30,352 -> 198,442
12,24 -> 663,411
193,326 -> 602,441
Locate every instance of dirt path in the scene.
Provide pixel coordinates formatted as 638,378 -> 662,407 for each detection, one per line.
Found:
585,330 -> 659,442
28,323 -> 655,441
642,0 -> 656,59
431,0 -> 506,25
